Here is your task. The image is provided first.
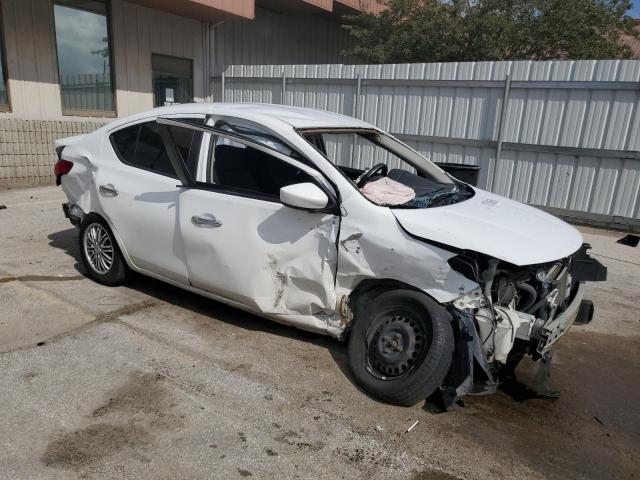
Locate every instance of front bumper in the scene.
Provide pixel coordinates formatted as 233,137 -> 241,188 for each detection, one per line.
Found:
535,282 -> 585,354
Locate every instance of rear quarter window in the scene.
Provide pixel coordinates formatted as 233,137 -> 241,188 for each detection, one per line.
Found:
134,122 -> 175,177
111,124 -> 139,164
109,119 -> 203,179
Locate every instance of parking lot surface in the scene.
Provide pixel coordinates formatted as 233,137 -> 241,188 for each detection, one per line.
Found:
1,185 -> 639,480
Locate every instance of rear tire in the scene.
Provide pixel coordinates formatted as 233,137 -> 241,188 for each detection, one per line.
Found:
79,215 -> 128,286
347,289 -> 454,406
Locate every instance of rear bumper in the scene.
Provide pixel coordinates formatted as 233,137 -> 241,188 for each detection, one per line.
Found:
536,282 -> 585,354
62,202 -> 82,228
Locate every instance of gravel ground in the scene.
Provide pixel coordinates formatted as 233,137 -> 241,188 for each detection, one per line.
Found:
1,185 -> 638,480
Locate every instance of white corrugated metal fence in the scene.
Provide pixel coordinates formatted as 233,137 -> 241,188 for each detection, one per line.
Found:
219,60 -> 640,229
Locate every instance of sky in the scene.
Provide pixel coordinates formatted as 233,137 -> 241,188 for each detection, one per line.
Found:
629,3 -> 640,18
54,5 -> 110,78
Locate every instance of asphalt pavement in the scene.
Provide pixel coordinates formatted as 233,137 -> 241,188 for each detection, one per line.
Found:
1,185 -> 639,479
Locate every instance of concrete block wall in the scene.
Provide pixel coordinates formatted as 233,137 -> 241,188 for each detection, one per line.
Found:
0,119 -> 105,187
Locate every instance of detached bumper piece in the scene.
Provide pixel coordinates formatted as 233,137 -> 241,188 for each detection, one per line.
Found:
571,244 -> 607,282
574,299 -> 594,325
435,310 -> 498,411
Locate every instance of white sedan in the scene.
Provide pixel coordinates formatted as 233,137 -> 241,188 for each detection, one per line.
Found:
55,103 -> 606,407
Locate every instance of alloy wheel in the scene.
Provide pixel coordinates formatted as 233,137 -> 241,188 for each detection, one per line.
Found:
83,223 -> 114,275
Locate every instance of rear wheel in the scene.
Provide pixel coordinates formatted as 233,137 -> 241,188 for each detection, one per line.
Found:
79,216 -> 128,286
347,289 -> 454,406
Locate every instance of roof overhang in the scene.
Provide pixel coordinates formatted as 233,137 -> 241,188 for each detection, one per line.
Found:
334,0 -> 386,15
255,0 -> 332,14
257,0 -> 385,15
125,0 -> 384,21
125,0 -> 255,21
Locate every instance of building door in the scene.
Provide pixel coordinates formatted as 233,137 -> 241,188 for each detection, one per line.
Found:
152,54 -> 193,107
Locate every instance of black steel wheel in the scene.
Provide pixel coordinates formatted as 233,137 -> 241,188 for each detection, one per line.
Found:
348,289 -> 454,406
367,311 -> 429,379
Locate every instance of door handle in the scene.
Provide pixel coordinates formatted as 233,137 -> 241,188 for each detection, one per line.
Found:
98,184 -> 118,197
191,214 -> 222,228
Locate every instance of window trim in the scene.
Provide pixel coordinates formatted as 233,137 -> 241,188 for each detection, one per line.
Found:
0,4 -> 11,112
151,53 -> 194,108
52,0 -> 117,117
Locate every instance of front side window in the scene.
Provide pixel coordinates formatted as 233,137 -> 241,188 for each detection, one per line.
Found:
53,0 -> 115,115
152,54 -> 193,107
205,136 -> 313,200
302,130 -> 473,209
110,121 -> 203,178
0,9 -> 9,110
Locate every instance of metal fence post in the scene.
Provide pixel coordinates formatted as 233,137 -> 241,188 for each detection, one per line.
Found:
350,74 -> 363,167
491,74 -> 512,192
221,71 -> 225,102
353,73 -> 361,118
281,72 -> 287,105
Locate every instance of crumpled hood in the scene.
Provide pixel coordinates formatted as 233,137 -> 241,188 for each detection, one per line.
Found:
392,188 -> 583,266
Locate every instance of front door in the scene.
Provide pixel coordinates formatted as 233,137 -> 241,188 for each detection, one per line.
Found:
163,120 -> 340,317
180,189 -> 339,316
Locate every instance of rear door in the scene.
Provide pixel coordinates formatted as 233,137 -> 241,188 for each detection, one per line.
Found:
97,118 -> 203,283
158,118 -> 341,317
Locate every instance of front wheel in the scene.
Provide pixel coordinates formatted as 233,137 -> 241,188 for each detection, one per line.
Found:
347,289 -> 454,406
79,216 -> 128,286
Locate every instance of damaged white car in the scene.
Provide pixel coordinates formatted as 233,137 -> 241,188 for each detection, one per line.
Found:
55,103 -> 606,407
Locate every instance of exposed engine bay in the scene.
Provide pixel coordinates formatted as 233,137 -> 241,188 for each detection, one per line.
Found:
439,243 -> 607,408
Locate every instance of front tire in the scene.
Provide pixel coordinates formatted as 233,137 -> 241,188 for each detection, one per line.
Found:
347,289 -> 454,406
79,216 -> 128,286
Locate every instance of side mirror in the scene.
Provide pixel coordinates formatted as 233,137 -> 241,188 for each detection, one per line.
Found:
280,182 -> 329,211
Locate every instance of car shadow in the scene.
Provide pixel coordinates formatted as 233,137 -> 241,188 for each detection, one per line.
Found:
46,227 -> 377,402
48,228 -> 87,275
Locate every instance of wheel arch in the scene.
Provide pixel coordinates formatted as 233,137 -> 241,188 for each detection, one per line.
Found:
344,278 -> 445,338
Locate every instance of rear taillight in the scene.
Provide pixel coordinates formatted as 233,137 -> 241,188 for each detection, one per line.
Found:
54,159 -> 73,185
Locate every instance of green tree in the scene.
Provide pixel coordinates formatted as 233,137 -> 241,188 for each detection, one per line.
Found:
342,0 -> 638,62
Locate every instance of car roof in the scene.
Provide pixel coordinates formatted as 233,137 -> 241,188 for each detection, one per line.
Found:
103,103 -> 374,131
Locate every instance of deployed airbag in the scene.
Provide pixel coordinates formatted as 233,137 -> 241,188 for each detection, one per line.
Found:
360,177 -> 415,206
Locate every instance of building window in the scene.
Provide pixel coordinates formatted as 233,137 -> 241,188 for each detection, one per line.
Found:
0,9 -> 9,111
152,54 -> 193,107
53,0 -> 115,115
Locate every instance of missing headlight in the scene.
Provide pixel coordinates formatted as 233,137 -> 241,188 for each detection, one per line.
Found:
447,253 -> 481,283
